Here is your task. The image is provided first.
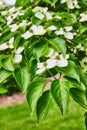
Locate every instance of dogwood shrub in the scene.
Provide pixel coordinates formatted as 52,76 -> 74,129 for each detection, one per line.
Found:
0,0 -> 87,128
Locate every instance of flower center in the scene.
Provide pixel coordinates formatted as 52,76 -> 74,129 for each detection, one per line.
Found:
84,62 -> 87,65
6,42 -> 9,46
55,55 -> 60,60
6,7 -> 9,11
3,2 -> 5,4
16,22 -> 19,25
26,20 -> 29,23
43,62 -> 47,67
63,27 -> 66,32
11,15 -> 13,19
29,29 -> 33,33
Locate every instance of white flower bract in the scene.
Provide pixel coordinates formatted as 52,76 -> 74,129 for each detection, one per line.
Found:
13,47 -> 24,63
79,12 -> 87,22
55,26 -> 73,39
21,25 -> 46,39
9,20 -> 31,32
0,37 -> 14,50
34,11 -> 44,20
4,0 -> 16,6
80,57 -> 87,72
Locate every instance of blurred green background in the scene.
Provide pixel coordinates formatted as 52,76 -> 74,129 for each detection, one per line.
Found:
0,100 -> 86,130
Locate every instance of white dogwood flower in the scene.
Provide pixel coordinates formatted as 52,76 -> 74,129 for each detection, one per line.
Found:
47,25 -> 57,31
45,47 -> 69,67
7,10 -> 25,25
36,47 -> 69,74
36,59 -> 57,74
50,52 -> 69,67
55,26 -> 73,39
4,0 -> 16,6
33,6 -> 52,21
21,31 -> 33,40
0,1 -> 6,8
76,44 -> 84,51
61,0 -> 80,9
22,25 -> 46,39
33,6 -> 48,13
45,12 -> 52,20
34,11 -> 44,20
47,48 -> 69,65
80,57 -> 87,72
36,53 -> 69,74
56,53 -> 69,67
13,47 -> 24,63
9,20 -> 31,32
1,7 -> 22,16
79,12 -> 87,22
7,12 -> 19,25
31,25 -> 46,35
0,37 -> 14,50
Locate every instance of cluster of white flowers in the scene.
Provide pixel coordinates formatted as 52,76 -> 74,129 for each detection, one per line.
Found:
0,0 -> 86,73
33,6 -> 52,21
60,0 -> 80,9
0,37 -> 24,63
36,48 -> 69,74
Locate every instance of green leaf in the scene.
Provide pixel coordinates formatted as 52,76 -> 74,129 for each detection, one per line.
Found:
36,90 -> 52,122
16,0 -> 30,7
79,69 -> 87,88
31,16 -> 42,25
0,16 -> 6,23
1,56 -> 14,71
1,27 -> 10,35
32,0 -> 41,5
70,88 -> 87,108
13,66 -> 30,92
43,0 -> 57,7
26,77 -> 46,114
24,8 -> 33,18
0,68 -> 11,83
29,59 -> 37,78
51,79 -> 70,114
78,25 -> 87,36
65,77 -> 86,91
59,12 -> 77,25
85,112 -> 87,130
13,35 -> 21,48
0,54 -> 7,66
33,43 -> 48,60
57,61 -> 80,82
48,37 -> 66,55
24,47 -> 34,62
0,84 -> 8,94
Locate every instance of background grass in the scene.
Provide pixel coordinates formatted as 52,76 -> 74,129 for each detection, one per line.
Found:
0,99 -> 86,130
